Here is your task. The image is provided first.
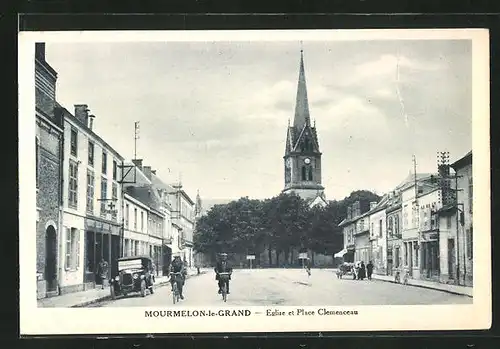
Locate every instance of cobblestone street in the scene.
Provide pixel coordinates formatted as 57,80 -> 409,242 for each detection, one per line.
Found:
91,268 -> 472,307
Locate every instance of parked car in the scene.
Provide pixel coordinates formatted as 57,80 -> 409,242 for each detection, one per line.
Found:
110,256 -> 155,299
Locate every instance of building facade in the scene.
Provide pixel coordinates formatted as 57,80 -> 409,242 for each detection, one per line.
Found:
169,185 -> 196,267
58,103 -> 124,293
368,199 -> 388,275
385,192 -> 403,277
439,151 -> 473,287
282,50 -> 326,206
35,43 -> 64,299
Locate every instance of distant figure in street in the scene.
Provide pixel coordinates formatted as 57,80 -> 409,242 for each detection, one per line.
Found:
305,258 -> 311,276
97,258 -> 108,289
366,261 -> 374,280
214,253 -> 233,294
359,261 -> 366,280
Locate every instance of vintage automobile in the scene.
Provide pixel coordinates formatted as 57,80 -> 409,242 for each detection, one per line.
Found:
109,256 -> 155,299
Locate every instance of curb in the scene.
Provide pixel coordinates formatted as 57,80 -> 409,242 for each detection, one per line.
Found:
70,271 -> 207,308
372,276 -> 473,298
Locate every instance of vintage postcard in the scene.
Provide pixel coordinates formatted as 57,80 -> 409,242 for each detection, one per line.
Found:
19,29 -> 491,335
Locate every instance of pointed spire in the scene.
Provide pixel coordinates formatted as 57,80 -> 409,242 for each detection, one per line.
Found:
293,47 -> 311,131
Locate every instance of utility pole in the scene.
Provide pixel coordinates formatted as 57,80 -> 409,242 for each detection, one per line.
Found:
134,121 -> 140,160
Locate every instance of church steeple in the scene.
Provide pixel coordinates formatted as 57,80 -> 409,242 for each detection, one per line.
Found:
293,49 -> 311,131
282,46 -> 326,206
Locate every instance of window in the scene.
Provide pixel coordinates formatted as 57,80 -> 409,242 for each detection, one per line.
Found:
394,216 -> 399,236
379,219 -> 383,237
446,216 -> 452,229
35,137 -> 40,188
86,170 -> 94,214
70,128 -> 78,156
100,177 -> 107,217
468,177 -> 473,214
308,166 -> 313,181
140,211 -> 144,232
102,151 -> 107,174
371,222 -> 374,236
113,160 -> 118,180
134,208 -> 138,230
65,227 -> 80,270
68,160 -> 78,208
88,141 -> 94,166
125,204 -> 129,228
301,166 -> 306,181
111,183 -> 118,221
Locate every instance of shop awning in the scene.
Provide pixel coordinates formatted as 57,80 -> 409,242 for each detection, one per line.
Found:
334,249 -> 348,258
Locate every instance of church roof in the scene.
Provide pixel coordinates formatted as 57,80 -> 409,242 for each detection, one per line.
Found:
293,50 -> 311,131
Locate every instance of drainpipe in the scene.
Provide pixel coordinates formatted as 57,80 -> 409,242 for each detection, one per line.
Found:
58,119 -> 65,295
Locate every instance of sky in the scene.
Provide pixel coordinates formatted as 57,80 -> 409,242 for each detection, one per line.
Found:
45,38 -> 472,202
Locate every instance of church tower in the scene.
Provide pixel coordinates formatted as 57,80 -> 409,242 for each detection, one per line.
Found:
282,49 -> 326,204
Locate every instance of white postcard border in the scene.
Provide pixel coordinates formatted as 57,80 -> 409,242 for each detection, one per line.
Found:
19,28 -> 491,335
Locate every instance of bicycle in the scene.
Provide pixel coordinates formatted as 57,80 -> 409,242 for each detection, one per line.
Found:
218,272 -> 230,302
170,272 -> 183,304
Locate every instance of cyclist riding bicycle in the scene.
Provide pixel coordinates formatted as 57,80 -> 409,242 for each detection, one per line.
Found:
214,253 -> 233,294
170,254 -> 187,300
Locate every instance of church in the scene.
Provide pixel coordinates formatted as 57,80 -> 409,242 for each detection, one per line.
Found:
282,49 -> 328,208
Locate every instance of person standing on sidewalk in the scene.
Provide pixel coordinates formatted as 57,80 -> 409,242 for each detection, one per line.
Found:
359,261 -> 366,280
97,259 -> 109,290
366,261 -> 374,280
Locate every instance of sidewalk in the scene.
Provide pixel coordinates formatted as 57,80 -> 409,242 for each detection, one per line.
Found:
38,268 -> 209,308
371,273 -> 473,298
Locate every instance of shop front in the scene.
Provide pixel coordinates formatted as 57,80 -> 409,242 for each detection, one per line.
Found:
420,231 -> 440,281
83,218 -> 121,289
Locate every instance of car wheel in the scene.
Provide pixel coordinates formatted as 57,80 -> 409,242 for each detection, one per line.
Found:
110,285 -> 116,300
140,280 -> 146,297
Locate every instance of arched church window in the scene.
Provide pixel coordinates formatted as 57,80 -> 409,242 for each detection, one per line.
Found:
301,166 -> 307,181
308,166 -> 313,181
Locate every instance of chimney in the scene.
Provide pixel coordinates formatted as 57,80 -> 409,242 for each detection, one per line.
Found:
370,201 -> 378,210
88,114 -> 95,130
35,43 -> 45,61
347,206 -> 352,220
74,104 -> 90,126
132,159 -> 143,169
143,166 -> 152,180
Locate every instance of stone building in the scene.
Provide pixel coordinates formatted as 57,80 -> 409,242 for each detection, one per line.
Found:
385,191 -> 403,277
438,151 -> 473,286
368,197 -> 388,275
57,103 -> 124,293
282,49 -> 327,207
35,43 -> 64,299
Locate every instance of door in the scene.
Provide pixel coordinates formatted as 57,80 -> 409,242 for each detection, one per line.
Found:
84,231 -> 96,283
45,226 -> 58,292
448,239 -> 456,280
408,242 -> 413,277
111,235 -> 120,278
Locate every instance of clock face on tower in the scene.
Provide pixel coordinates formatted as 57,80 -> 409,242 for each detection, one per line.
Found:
304,158 -> 311,165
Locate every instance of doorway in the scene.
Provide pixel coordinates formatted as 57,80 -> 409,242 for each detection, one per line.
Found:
45,226 -> 58,292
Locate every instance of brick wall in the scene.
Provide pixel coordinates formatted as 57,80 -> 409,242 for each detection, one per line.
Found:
36,129 -> 62,276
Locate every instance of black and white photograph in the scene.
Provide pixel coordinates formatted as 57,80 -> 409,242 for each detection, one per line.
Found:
19,29 -> 490,334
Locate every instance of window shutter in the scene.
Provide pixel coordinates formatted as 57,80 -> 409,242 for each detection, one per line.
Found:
76,229 -> 80,269
65,228 -> 71,270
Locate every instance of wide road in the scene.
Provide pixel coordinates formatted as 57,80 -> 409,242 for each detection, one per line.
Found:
92,268 -> 472,307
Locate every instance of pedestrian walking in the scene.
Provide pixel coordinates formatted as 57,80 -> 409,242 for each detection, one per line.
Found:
366,261 -> 374,280
359,261 -> 366,280
97,258 -> 109,289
